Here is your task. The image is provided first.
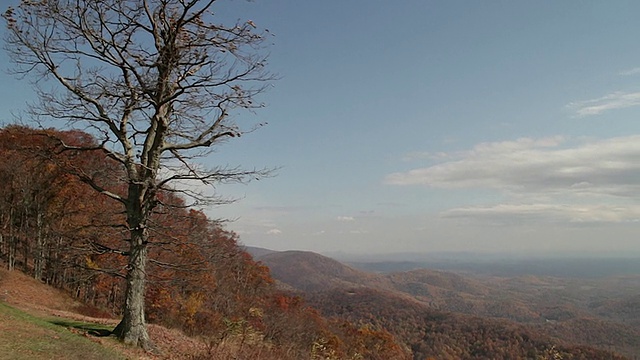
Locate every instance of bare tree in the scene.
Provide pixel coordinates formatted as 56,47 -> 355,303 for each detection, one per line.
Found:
3,0 -> 273,349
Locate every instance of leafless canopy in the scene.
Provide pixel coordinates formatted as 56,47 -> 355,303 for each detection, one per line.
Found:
4,0 -> 274,205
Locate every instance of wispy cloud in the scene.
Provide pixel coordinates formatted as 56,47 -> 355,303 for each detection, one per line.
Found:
266,228 -> 282,235
253,205 -> 316,216
336,216 -> 355,222
386,135 -> 640,224
402,151 -> 451,162
443,204 -> 640,224
349,229 -> 369,234
567,91 -> 640,117
619,67 -> 640,76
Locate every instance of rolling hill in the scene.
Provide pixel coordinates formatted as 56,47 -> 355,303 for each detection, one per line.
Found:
253,248 -> 637,359
307,287 -> 626,360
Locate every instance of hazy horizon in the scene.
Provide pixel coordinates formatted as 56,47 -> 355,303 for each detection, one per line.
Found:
245,244 -> 640,260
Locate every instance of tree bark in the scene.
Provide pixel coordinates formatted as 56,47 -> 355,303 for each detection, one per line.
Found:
112,227 -> 154,351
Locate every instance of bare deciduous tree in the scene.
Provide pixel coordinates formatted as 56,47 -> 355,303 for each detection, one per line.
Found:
3,0 -> 273,349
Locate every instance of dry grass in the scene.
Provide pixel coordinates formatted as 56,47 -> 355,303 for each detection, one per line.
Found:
0,302 -> 125,360
0,267 -> 211,359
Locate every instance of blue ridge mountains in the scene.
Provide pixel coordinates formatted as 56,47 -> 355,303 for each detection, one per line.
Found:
247,246 -> 640,359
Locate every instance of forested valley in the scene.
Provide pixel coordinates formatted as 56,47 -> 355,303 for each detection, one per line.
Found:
256,250 -> 638,360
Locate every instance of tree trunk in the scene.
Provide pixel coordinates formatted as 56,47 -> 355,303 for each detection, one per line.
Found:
34,211 -> 44,280
7,206 -> 15,271
21,208 -> 29,273
7,235 -> 15,271
112,227 -> 154,351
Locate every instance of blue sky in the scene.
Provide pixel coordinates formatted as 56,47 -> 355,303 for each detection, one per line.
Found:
3,1 -> 640,255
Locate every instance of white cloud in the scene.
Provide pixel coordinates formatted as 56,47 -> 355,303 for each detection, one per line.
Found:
266,228 -> 282,235
336,216 -> 355,222
567,91 -> 640,117
386,135 -> 640,224
386,135 -> 640,196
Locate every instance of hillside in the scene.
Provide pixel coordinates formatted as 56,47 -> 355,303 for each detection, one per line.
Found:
257,248 -> 635,359
0,259 -> 413,360
3,258 -> 631,360
0,264 -> 413,360
307,287 -> 627,360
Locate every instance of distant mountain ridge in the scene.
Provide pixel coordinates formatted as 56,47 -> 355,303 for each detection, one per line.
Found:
243,246 -> 278,259
248,246 -> 638,359
250,247 -> 489,296
256,250 -> 390,292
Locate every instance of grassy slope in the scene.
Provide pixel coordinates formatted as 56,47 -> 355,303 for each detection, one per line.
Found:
0,266 -> 207,360
0,302 -> 125,360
